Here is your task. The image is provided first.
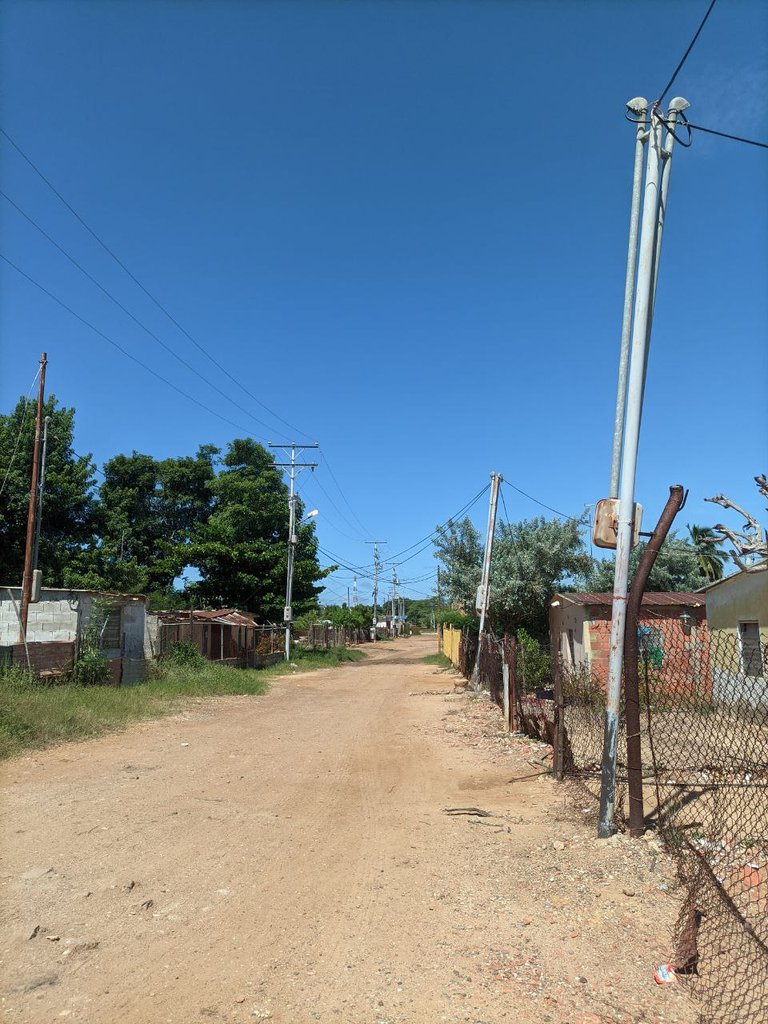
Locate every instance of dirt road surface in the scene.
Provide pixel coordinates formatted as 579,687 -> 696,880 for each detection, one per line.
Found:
2,636 -> 697,1024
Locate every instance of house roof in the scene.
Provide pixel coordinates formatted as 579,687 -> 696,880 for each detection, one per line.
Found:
552,591 -> 705,609
695,561 -> 768,593
155,608 -> 258,626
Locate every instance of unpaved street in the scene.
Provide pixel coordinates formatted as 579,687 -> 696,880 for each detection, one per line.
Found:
2,636 -> 696,1024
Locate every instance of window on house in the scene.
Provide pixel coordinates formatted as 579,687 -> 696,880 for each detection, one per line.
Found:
739,622 -> 762,677
100,606 -> 122,650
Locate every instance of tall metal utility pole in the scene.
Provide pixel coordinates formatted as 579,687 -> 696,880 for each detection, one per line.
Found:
390,569 -> 399,635
32,415 -> 52,573
269,442 -> 319,661
598,98 -> 689,838
472,472 -> 502,689
366,541 -> 386,641
610,98 -> 649,498
352,576 -> 358,608
19,352 -> 47,642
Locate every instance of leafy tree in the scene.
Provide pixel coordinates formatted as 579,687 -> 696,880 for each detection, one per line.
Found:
490,515 -> 592,638
190,438 -> 329,618
0,395 -> 97,586
433,517 -> 483,611
588,532 -> 710,593
686,523 -> 728,582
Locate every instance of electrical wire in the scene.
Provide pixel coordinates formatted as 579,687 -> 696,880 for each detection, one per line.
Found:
656,0 -> 718,106
320,453 -> 374,539
684,121 -> 768,150
1,252 -> 270,442
1,190 -> 293,439
0,127 -> 315,443
502,478 -> 582,522
300,471 -> 371,543
499,486 -> 511,527
0,366 -> 40,496
385,483 -> 491,565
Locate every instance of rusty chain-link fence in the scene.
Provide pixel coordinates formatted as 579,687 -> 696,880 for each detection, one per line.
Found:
444,623 -> 768,1023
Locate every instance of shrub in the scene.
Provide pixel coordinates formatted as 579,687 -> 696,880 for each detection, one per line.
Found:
165,640 -> 205,668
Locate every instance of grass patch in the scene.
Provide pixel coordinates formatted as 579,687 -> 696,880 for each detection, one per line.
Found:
422,652 -> 453,668
0,644 -> 365,760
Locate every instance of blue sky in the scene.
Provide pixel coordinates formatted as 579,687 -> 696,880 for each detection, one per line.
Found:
1,0 -> 766,605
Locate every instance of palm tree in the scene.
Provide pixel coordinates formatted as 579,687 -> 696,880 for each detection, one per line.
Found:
687,524 -> 728,582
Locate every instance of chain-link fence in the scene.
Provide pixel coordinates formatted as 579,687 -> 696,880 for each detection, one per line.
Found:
443,621 -> 767,1023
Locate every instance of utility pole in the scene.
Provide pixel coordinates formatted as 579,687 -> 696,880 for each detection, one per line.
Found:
436,566 -> 441,653
269,442 -> 319,661
32,414 -> 52,573
472,472 -> 502,689
19,353 -> 47,642
598,99 -> 689,838
366,541 -> 385,641
352,576 -> 358,608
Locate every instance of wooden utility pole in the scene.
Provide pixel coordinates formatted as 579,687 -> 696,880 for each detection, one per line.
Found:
19,352 -> 47,642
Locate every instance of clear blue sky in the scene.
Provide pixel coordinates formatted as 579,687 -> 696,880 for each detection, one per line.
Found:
1,0 -> 766,605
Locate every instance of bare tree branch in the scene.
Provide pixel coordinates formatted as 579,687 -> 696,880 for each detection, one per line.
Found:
705,477 -> 767,571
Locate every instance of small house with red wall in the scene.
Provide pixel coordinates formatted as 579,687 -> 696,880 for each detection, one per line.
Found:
549,591 -> 710,696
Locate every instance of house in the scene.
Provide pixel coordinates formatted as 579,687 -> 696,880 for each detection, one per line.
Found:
0,587 -> 147,683
145,608 -> 284,667
699,564 -> 767,704
549,591 -> 709,694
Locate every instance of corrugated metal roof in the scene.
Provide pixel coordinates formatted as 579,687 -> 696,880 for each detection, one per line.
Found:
553,592 -> 704,608
156,608 -> 258,626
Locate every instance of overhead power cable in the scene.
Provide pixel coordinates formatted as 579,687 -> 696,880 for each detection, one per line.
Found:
385,483 -> 491,565
320,454 -> 374,539
656,0 -> 718,106
502,478 -> 582,523
685,121 -> 768,150
1,190 -> 291,439
0,252 -> 268,442
0,366 -> 40,496
0,127 -> 314,443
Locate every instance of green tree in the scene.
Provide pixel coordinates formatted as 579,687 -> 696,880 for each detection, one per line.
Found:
433,517 -> 483,611
0,395 -> 97,586
490,515 -> 592,638
190,438 -> 329,618
588,532 -> 710,593
686,523 -> 728,582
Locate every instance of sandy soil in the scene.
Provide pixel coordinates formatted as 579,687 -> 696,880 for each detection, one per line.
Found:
1,635 -> 698,1024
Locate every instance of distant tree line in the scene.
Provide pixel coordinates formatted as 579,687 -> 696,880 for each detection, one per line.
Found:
0,395 -> 329,620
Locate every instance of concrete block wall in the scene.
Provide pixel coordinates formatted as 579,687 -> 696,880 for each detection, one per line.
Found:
0,590 -> 79,645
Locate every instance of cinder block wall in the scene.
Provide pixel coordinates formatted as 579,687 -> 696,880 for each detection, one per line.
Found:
0,589 -> 80,645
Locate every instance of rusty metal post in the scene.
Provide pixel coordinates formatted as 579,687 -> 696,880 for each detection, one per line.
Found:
19,352 -> 47,642
554,652 -> 565,781
625,484 -> 685,837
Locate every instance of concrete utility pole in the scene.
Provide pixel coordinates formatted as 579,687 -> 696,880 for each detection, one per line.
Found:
610,98 -> 649,498
472,473 -> 502,689
19,352 -> 47,642
352,576 -> 358,608
32,414 -> 52,573
366,542 -> 385,641
436,566 -> 441,653
598,99 -> 689,838
269,442 -> 319,661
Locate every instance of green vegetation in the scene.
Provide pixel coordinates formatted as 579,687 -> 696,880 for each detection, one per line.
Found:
0,397 -> 329,619
0,645 -> 364,760
422,652 -> 452,668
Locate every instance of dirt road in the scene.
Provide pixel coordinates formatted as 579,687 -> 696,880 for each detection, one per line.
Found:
2,636 -> 696,1024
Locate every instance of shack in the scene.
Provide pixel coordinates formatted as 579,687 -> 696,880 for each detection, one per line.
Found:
0,587 -> 147,682
146,609 -> 284,668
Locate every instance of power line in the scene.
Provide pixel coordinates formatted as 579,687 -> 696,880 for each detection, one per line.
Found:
1,190 -> 292,439
502,477 -> 582,522
385,483 -> 491,565
0,367 -> 40,496
0,127 -> 315,443
656,0 -> 718,106
1,252 -> 269,442
320,454 -> 374,538
686,121 -> 768,150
